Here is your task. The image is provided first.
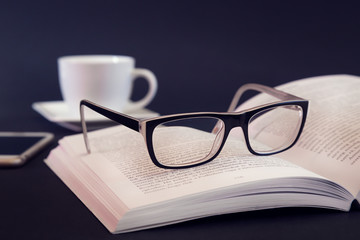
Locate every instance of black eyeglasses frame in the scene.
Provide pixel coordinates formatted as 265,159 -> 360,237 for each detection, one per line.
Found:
80,83 -> 308,169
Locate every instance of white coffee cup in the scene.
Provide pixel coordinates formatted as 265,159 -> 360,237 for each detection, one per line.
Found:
58,55 -> 158,116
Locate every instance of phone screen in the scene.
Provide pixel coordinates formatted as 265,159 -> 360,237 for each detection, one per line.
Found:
0,136 -> 47,155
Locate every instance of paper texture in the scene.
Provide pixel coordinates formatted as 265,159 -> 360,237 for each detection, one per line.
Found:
255,75 -> 360,196
60,123 -> 325,209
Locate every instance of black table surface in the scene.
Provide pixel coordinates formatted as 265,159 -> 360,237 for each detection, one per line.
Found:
1,1 -> 360,239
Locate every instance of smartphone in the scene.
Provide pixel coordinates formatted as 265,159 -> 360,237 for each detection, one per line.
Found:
0,132 -> 54,167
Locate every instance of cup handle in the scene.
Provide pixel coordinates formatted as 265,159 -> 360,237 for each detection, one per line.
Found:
123,68 -> 158,112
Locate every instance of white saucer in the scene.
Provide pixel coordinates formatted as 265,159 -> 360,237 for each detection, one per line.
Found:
32,101 -> 159,132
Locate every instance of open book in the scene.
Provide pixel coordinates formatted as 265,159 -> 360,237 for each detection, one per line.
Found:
45,74 -> 360,234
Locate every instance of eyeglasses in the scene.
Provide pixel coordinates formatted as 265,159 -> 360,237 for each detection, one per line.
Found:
80,83 -> 308,169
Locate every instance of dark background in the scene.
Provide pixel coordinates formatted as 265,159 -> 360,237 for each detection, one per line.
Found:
1,1 -> 360,239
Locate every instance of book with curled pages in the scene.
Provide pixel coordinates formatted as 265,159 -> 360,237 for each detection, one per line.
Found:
45,75 -> 360,233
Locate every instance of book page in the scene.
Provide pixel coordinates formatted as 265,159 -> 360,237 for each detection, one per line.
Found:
247,75 -> 360,196
61,124 -> 325,209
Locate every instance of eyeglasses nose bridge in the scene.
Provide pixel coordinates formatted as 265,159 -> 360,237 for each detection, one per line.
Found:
210,114 -> 246,157
229,112 -> 247,130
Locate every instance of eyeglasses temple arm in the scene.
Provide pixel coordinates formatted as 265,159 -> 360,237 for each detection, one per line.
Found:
228,83 -> 304,112
80,100 -> 140,153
